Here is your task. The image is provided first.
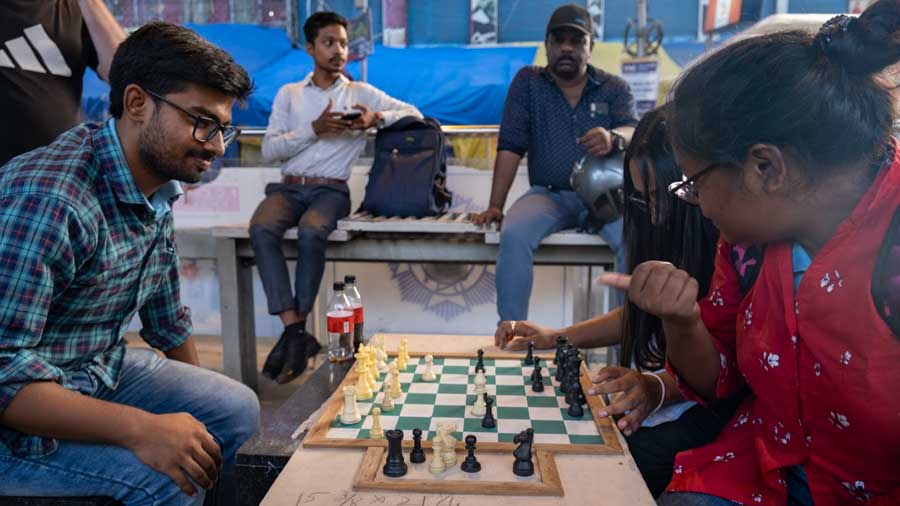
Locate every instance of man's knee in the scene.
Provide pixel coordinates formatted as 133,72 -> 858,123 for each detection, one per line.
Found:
296,225 -> 330,251
499,221 -> 540,252
248,223 -> 282,249
215,381 -> 260,448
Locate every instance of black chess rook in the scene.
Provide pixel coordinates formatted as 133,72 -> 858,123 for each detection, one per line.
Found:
383,430 -> 408,478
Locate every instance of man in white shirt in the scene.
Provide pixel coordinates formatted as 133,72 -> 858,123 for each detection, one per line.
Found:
251,11 -> 421,384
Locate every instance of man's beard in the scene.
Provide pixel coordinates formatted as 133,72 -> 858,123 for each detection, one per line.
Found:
138,114 -> 214,185
552,56 -> 581,80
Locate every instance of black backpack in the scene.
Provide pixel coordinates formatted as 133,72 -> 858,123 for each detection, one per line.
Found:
360,116 -> 452,217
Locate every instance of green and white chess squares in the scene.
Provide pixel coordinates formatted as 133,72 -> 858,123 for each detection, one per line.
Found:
329,356 -> 605,445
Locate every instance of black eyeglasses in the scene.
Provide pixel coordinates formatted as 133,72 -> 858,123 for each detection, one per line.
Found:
145,90 -> 241,148
667,162 -> 726,205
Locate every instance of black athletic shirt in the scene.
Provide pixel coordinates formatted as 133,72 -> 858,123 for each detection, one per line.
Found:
0,0 -> 98,166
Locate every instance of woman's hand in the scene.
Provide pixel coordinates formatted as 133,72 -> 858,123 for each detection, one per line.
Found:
589,366 -> 664,436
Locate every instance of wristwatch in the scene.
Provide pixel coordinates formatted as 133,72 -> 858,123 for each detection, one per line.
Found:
610,130 -> 627,153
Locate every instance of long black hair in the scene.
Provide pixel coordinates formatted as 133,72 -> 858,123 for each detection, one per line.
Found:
668,0 -> 900,181
620,105 -> 720,371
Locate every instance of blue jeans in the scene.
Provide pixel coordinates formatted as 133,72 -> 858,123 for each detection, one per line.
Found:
0,347 -> 260,506
249,182 -> 352,316
495,186 -> 625,321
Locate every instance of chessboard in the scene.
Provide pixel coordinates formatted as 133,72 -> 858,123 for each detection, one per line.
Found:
305,351 -> 623,457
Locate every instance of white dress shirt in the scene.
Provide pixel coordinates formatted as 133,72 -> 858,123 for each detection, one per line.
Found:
261,73 -> 422,180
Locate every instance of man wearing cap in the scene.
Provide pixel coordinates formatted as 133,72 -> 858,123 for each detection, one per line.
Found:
474,3 -> 636,324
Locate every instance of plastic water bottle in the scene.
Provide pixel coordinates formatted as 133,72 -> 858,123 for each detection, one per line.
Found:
326,282 -> 354,362
344,275 -> 365,351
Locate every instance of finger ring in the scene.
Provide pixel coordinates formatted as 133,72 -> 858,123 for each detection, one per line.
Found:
510,321 -> 516,332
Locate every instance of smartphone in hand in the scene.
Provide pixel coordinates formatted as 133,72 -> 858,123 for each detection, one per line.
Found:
340,111 -> 362,121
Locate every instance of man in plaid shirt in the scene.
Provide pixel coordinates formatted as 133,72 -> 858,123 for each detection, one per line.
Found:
0,23 -> 258,505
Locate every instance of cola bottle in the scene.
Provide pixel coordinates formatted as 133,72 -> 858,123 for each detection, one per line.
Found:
326,282 -> 354,362
344,274 -> 365,351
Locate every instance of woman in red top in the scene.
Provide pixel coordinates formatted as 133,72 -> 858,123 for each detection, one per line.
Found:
602,1 -> 900,505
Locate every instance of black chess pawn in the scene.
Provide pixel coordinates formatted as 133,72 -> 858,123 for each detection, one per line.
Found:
481,394 -> 496,429
530,357 -> 540,381
475,348 -> 485,373
460,435 -> 481,473
512,428 -> 535,477
409,428 -> 426,463
553,336 -> 567,365
524,342 -> 535,366
383,430 -> 408,477
554,348 -> 567,383
567,381 -> 585,417
531,367 -> 545,393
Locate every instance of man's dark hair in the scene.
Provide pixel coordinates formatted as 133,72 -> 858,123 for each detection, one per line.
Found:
304,11 -> 348,45
108,22 -> 253,118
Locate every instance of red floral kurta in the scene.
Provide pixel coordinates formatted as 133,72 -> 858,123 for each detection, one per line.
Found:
665,152 -> 900,505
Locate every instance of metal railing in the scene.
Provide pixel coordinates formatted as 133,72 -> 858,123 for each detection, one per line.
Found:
232,125 -> 501,169
237,125 -> 500,137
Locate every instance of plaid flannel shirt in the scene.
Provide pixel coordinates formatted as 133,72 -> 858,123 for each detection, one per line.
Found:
0,120 -> 192,457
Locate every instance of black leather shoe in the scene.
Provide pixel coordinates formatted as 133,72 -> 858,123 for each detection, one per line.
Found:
275,331 -> 320,384
263,326 -> 301,380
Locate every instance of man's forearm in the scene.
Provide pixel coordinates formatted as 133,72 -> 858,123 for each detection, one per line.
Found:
164,337 -> 200,366
78,0 -> 126,81
561,306 -> 624,349
0,381 -> 149,448
488,150 -> 523,210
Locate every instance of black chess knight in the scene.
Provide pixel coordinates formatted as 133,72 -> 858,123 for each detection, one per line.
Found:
512,428 -> 535,477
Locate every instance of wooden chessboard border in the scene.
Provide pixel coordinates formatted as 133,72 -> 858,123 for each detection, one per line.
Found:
353,446 -> 565,497
303,350 -> 624,456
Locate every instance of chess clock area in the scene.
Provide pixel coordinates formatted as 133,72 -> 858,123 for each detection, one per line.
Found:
260,334 -> 656,506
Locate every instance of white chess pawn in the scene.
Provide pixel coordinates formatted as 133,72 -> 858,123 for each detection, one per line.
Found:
429,432 -> 446,474
369,407 -> 384,440
380,381 -> 395,412
390,363 -> 402,399
340,386 -> 361,425
470,390 -> 486,417
422,354 -> 437,381
355,364 -> 373,401
376,346 -> 390,374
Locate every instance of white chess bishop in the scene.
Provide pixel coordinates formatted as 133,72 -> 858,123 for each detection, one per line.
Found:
470,370 -> 488,416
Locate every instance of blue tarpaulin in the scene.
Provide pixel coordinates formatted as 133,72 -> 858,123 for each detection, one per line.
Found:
83,24 -> 537,126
